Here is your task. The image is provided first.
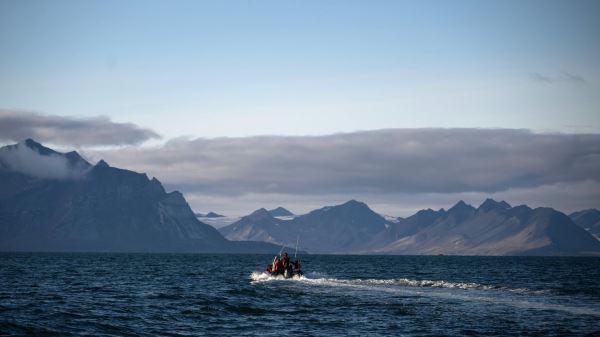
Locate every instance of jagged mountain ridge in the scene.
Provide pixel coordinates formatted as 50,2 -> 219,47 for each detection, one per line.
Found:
221,198 -> 600,255
370,200 -> 600,255
268,207 -> 294,217
0,139 -> 278,253
220,200 -> 391,253
219,208 -> 286,244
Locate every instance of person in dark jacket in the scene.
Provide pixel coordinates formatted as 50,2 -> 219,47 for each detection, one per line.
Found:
292,259 -> 302,276
282,252 -> 290,268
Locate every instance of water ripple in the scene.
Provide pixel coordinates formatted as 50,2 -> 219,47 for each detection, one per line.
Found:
1,253 -> 599,336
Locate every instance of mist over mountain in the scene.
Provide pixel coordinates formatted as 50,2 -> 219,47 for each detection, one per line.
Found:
222,198 -> 600,256
0,139 -> 91,180
0,140 -> 278,253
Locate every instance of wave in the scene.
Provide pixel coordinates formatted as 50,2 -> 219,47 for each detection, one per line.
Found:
249,271 -> 599,317
249,271 -> 547,294
251,271 -> 491,290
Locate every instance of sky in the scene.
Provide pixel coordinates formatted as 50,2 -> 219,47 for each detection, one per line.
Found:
1,0 -> 599,216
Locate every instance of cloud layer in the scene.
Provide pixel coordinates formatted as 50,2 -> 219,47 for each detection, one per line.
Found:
0,110 -> 160,146
94,129 -> 600,200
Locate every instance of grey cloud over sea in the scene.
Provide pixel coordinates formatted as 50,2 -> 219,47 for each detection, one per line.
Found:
93,128 -> 600,197
0,110 -> 160,146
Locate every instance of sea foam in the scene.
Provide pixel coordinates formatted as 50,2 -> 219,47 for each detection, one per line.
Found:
249,271 -> 550,294
250,271 -> 492,290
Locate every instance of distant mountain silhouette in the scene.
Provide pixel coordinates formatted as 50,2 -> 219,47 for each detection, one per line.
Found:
0,140 -> 279,253
369,200 -> 600,255
206,211 -> 225,218
195,211 -> 225,218
221,200 -> 389,253
222,198 -> 600,256
478,198 -> 511,212
219,208 -> 285,244
293,200 -> 388,253
569,209 -> 600,240
268,207 -> 294,217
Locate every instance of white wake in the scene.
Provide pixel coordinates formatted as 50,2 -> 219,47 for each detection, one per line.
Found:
250,271 -> 494,290
249,271 -> 600,317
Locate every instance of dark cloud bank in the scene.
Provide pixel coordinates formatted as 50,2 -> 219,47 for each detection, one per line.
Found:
97,128 -> 600,199
0,110 -> 160,146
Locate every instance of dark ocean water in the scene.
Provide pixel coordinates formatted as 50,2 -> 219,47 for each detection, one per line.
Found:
1,254 -> 599,337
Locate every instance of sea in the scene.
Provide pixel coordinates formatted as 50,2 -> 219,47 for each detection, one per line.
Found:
1,253 -> 599,337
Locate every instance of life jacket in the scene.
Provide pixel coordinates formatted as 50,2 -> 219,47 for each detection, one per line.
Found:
275,260 -> 284,272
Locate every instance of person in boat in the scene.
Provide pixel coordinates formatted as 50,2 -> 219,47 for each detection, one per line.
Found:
281,252 -> 290,268
271,256 -> 279,274
281,252 -> 296,278
265,252 -> 302,277
292,258 -> 301,271
291,259 -> 302,276
270,256 -> 284,275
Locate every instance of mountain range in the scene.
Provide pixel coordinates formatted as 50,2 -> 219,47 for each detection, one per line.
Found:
220,199 -> 600,256
0,139 -> 278,253
2,139 -> 598,256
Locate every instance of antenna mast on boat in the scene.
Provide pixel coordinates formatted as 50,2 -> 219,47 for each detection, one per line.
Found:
294,235 -> 299,259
